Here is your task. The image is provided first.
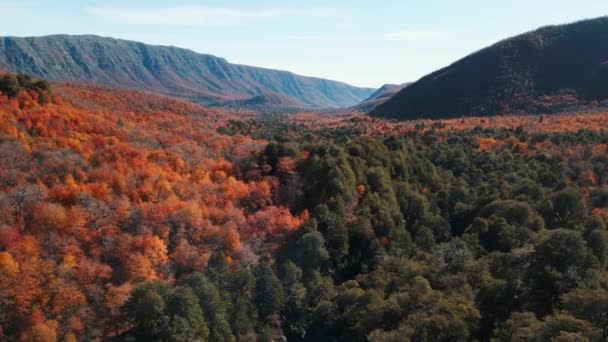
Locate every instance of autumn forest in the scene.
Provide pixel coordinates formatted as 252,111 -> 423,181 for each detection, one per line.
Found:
0,12 -> 608,342
0,67 -> 606,342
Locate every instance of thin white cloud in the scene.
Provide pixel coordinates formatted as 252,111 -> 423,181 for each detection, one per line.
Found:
0,1 -> 36,11
383,30 -> 446,41
287,30 -> 446,42
85,6 -> 330,27
287,34 -> 369,41
288,34 -> 334,41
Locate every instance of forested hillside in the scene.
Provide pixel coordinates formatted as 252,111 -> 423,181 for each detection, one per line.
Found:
372,17 -> 608,119
0,74 -> 306,340
1,73 -> 608,341
219,115 -> 608,341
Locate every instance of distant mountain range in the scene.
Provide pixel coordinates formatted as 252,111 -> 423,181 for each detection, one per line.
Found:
372,17 -> 608,119
349,83 -> 410,112
0,34 -> 374,109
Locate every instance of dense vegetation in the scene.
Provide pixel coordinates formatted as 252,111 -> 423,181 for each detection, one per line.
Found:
372,17 -> 608,119
1,74 -> 608,341
178,120 -> 608,341
0,73 -> 50,103
0,77 -> 305,341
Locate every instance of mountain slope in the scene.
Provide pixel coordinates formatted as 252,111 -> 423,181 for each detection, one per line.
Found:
213,91 -> 311,114
234,92 -> 305,107
350,83 -> 409,112
371,17 -> 608,119
366,83 -> 408,101
0,34 -> 374,108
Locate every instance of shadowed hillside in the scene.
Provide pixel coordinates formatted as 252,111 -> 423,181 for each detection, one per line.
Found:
372,17 -> 608,119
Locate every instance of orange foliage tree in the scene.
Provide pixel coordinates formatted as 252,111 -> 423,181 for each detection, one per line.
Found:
0,78 -> 306,340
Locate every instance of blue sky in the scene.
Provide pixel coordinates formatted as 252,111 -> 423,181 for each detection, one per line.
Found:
1,0 -> 607,87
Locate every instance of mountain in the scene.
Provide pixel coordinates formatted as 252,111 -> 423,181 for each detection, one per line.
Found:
349,83 -> 409,112
226,91 -> 308,110
211,91 -> 311,114
367,83 -> 409,100
0,34 -> 374,108
234,92 -> 304,107
371,17 -> 608,119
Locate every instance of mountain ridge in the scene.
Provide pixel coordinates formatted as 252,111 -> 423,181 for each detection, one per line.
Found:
349,83 -> 409,113
0,34 -> 375,109
371,17 -> 608,119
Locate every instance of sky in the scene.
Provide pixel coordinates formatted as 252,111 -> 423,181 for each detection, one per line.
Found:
0,0 -> 607,88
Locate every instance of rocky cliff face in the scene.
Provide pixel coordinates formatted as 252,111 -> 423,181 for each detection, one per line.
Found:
0,34 -> 374,108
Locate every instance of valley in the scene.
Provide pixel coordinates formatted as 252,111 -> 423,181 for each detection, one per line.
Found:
0,12 -> 608,342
